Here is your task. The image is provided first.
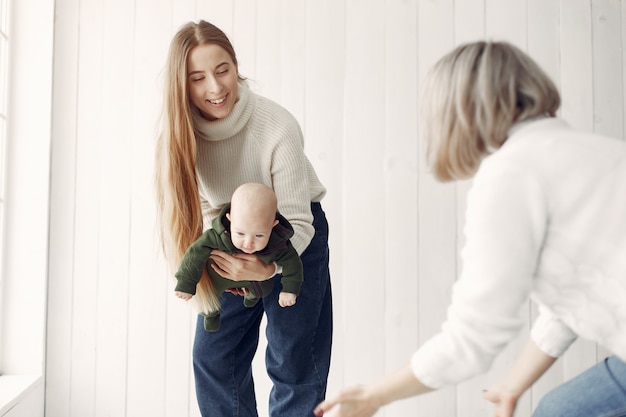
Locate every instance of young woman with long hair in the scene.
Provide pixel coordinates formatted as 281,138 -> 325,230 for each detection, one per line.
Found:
156,20 -> 333,417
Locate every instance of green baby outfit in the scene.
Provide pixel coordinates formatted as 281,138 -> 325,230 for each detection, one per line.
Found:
175,203 -> 303,331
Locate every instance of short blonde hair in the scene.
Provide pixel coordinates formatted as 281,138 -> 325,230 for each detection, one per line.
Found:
421,41 -> 561,181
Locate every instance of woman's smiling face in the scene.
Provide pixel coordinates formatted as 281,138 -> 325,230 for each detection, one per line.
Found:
186,43 -> 239,120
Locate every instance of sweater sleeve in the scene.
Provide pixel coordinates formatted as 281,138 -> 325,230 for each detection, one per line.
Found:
411,157 -> 548,388
256,102 -> 315,254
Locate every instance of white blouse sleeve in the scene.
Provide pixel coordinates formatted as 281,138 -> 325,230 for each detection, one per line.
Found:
411,156 -> 548,388
531,304 -> 578,357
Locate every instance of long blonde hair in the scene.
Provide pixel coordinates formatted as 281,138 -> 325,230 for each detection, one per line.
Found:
421,40 -> 561,181
155,20 -> 242,315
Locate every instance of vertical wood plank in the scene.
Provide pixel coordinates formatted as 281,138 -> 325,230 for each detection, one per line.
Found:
93,0 -> 134,415
303,0 -> 347,397
383,1 -> 420,416
165,279 -> 196,414
341,0 -> 386,390
196,0 -> 232,33
485,0 -> 527,46
302,0 -> 346,201
45,0 -> 80,415
125,1 -> 172,416
416,0 -> 457,414
623,0 -> 626,141
232,0 -> 258,80
69,0 -> 104,415
560,0 -> 594,131
172,0 -> 196,32
279,0 -> 306,123
417,0 -> 455,174
416,176 -> 457,417
255,0 -> 282,100
454,0 -> 485,44
591,0 -> 624,139
528,0 -> 560,84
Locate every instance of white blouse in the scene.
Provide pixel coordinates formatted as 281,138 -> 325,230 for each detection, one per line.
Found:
411,117 -> 626,388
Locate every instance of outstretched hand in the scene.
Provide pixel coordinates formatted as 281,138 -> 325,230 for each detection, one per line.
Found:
209,250 -> 275,281
314,385 -> 381,417
314,363 -> 433,417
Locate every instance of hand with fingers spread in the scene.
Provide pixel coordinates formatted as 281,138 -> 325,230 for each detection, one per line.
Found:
314,364 -> 432,417
314,385 -> 381,417
209,250 -> 275,281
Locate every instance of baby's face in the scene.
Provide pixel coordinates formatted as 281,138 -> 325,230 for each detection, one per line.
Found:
227,211 -> 278,254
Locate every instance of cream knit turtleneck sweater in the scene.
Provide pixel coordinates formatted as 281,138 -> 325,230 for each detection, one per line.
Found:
192,81 -> 326,254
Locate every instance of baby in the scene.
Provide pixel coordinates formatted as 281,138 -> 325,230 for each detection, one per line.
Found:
174,182 -> 303,331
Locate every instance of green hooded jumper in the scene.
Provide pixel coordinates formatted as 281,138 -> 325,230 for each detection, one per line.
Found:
175,203 -> 303,331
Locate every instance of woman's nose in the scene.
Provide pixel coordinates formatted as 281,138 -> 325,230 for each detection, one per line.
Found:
205,76 -> 221,95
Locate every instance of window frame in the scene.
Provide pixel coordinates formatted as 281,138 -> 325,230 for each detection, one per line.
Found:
0,0 -> 9,374
0,0 -> 54,414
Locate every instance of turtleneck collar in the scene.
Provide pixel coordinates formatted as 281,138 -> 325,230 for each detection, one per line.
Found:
192,80 -> 254,142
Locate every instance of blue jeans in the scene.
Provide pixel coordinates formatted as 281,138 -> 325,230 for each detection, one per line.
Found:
533,356 -> 626,417
193,203 -> 333,417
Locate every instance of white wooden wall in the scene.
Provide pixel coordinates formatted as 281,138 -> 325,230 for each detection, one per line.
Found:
45,1 -> 626,416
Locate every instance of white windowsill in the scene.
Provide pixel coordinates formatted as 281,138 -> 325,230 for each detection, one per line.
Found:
0,374 -> 42,415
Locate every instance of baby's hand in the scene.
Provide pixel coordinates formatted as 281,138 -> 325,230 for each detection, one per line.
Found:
279,292 -> 297,307
175,291 -> 193,301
